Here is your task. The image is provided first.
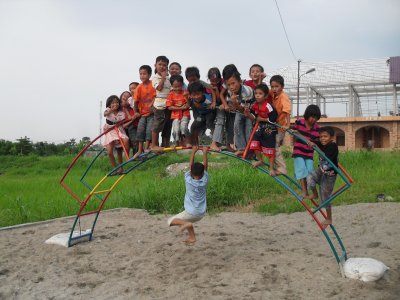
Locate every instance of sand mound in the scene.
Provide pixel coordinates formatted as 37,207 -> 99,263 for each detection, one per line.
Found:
0,203 -> 399,299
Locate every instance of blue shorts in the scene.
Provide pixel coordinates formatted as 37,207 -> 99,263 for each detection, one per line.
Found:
294,157 -> 314,180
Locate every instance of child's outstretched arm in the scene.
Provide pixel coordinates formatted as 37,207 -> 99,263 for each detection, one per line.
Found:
202,146 -> 208,171
190,145 -> 199,168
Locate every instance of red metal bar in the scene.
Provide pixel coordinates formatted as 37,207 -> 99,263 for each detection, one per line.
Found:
299,200 -> 325,231
115,126 -> 130,160
242,122 -> 259,159
60,182 -> 82,204
60,119 -> 132,184
78,209 -> 100,217
338,163 -> 354,183
309,198 -> 328,219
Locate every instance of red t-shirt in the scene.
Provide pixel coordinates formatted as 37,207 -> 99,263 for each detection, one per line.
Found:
251,101 -> 274,119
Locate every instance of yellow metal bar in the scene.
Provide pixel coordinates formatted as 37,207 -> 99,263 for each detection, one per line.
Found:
160,146 -> 190,152
109,174 -> 126,191
92,189 -> 112,195
89,175 -> 109,196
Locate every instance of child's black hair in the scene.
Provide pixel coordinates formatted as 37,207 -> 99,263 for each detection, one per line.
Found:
185,66 -> 200,80
170,74 -> 184,85
270,75 -> 284,87
169,62 -> 182,70
139,65 -> 152,77
207,67 -> 222,80
304,104 -> 321,120
155,55 -> 169,65
319,126 -> 335,137
255,83 -> 269,96
106,95 -> 120,108
119,91 -> 131,100
222,64 -> 239,81
191,162 -> 205,177
223,70 -> 241,82
129,82 -> 139,87
249,64 -> 264,73
188,81 -> 205,94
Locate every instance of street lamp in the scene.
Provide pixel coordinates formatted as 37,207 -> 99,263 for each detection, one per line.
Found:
296,60 -> 316,118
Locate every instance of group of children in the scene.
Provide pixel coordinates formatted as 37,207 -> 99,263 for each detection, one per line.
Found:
101,55 -> 339,243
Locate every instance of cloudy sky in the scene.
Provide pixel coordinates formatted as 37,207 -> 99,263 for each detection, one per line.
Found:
1,0 -> 399,143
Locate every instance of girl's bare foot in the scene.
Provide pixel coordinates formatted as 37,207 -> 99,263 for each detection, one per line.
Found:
225,144 -> 235,152
133,151 -> 142,160
209,143 -> 221,152
235,150 -> 244,156
270,170 -> 276,177
116,167 -> 123,175
252,160 -> 263,168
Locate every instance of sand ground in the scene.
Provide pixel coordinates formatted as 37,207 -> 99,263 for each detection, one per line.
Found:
1,202 -> 399,299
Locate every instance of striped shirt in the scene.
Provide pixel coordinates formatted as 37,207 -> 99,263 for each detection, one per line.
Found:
292,119 -> 320,159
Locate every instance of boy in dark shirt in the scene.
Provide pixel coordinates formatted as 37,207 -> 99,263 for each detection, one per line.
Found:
306,126 -> 339,225
188,81 -> 216,145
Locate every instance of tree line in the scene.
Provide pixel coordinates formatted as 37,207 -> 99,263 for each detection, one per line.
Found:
0,136 -> 100,156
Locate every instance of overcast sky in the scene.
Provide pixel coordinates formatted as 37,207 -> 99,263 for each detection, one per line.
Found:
1,0 -> 399,143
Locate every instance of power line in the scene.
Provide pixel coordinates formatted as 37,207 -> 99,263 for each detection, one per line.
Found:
274,0 -> 297,61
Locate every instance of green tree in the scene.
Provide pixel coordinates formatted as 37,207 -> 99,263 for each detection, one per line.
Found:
16,136 -> 33,155
0,139 -> 14,155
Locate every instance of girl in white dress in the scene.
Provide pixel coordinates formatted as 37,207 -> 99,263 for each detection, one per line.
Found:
103,95 -> 130,173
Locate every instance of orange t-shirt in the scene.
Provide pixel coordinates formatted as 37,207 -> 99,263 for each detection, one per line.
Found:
166,91 -> 190,120
272,91 -> 291,129
134,81 -> 156,117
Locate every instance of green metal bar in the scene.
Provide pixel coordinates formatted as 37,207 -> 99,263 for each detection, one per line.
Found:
322,229 -> 340,264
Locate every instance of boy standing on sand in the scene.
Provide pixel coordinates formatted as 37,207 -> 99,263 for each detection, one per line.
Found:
168,145 -> 209,244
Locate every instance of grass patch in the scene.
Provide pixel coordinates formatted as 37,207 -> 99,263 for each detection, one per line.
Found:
0,150 -> 399,227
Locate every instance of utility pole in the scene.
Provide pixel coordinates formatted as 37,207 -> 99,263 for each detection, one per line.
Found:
99,101 -> 102,144
296,59 -> 301,118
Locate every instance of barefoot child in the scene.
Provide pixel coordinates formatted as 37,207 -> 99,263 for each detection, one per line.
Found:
151,55 -> 171,151
121,91 -> 140,155
292,104 -> 321,198
168,146 -> 209,244
166,75 -> 190,146
223,68 -> 255,156
188,81 -> 216,146
102,95 -> 130,173
244,84 -> 278,175
133,65 -> 156,159
306,126 -> 338,225
270,75 -> 291,175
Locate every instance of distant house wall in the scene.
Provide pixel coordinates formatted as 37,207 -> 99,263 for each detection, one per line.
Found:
284,116 -> 400,150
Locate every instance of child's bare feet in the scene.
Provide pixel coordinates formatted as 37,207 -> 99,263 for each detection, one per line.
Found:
133,151 -> 142,160
235,150 -> 244,156
116,167 -> 123,175
225,144 -> 235,152
270,169 -> 276,177
252,160 -> 263,168
275,170 -> 287,176
183,237 -> 196,244
321,218 -> 332,226
209,142 -> 221,152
